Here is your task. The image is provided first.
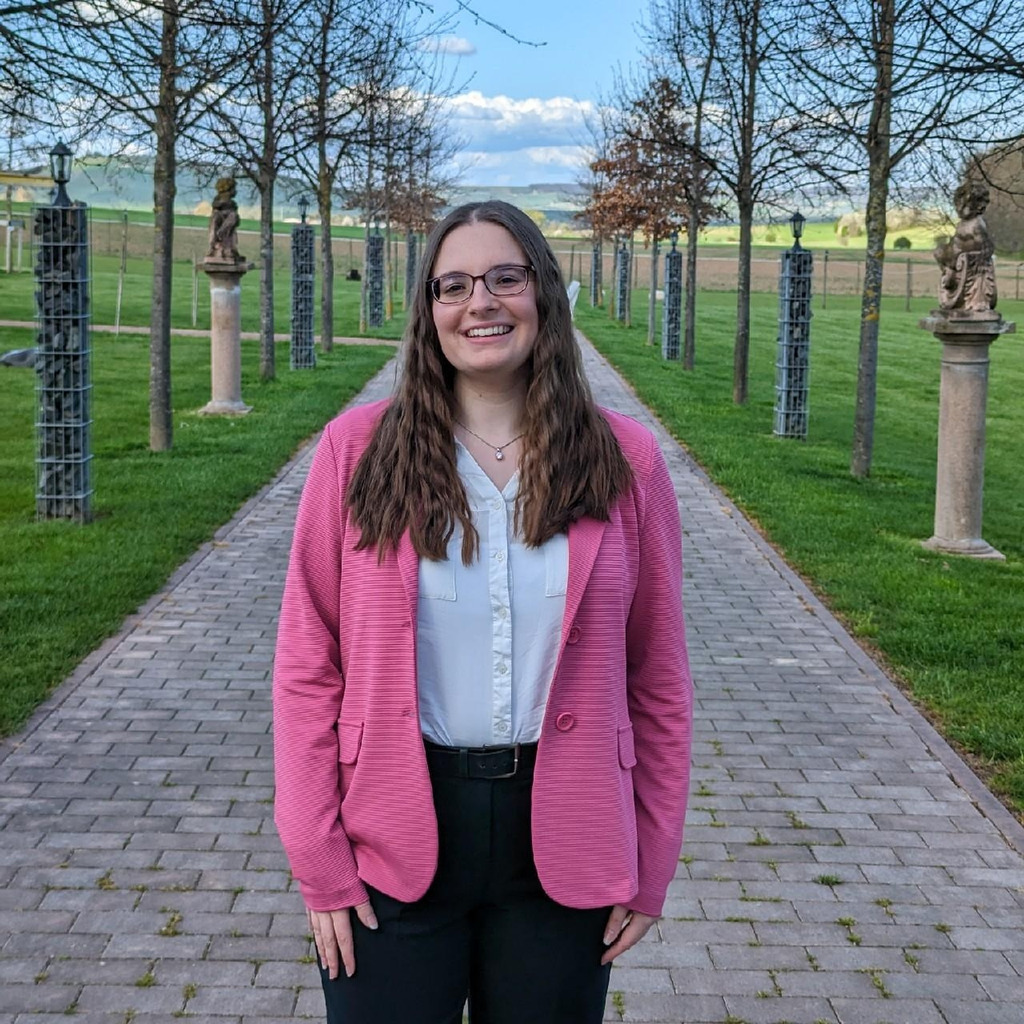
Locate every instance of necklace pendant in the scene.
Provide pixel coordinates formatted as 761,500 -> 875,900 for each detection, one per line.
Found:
494,448 -> 505,461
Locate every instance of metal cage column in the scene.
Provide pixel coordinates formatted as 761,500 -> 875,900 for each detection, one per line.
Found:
34,202 -> 92,522
774,245 -> 814,439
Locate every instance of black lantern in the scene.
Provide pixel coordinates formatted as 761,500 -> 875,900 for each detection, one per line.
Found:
789,210 -> 806,248
297,195 -> 309,224
670,229 -> 679,251
49,141 -> 73,207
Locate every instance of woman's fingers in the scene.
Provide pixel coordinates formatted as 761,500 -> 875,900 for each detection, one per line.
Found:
308,907 -> 351,980
600,907 -> 658,966
353,900 -> 379,931
307,904 -> 377,980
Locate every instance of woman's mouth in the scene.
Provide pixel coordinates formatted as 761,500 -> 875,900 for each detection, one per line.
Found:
465,325 -> 513,338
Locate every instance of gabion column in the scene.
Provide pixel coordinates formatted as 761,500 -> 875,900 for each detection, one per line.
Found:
367,231 -> 385,328
614,241 -> 630,322
34,201 -> 92,522
405,231 -> 418,308
662,234 -> 683,360
773,241 -> 814,439
290,220 -> 316,370
589,241 -> 602,306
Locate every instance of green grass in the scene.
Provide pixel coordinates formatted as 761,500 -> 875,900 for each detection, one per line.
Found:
0,329 -> 393,736
575,291 -> 1024,815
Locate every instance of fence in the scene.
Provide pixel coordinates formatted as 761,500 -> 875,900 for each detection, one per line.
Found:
79,218 -> 1024,305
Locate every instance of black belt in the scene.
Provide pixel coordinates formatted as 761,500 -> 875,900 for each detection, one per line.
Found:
424,740 -> 538,779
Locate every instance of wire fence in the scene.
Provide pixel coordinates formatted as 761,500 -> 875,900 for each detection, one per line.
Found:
10,217 -> 1024,305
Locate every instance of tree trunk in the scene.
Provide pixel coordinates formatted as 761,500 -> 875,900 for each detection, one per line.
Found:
149,4 -> 177,452
258,19 -> 275,381
684,201 -> 699,370
850,0 -> 894,479
733,198 -> 754,404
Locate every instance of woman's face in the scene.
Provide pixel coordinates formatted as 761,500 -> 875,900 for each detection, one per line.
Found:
430,221 -> 539,390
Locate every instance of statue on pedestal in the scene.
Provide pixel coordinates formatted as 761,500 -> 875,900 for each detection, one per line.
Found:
933,180 -> 997,315
206,177 -> 243,264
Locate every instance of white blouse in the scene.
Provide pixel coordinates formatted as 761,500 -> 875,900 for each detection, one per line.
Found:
416,440 -> 568,748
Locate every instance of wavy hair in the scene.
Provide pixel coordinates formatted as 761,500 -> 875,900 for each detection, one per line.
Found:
347,200 -> 632,563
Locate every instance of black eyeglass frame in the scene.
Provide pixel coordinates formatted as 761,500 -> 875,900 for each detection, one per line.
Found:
427,264 -> 535,304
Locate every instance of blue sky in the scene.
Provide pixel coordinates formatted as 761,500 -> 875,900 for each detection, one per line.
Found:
429,1 -> 647,186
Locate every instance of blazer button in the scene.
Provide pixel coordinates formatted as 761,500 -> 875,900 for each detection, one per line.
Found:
555,712 -> 575,732
567,625 -> 581,645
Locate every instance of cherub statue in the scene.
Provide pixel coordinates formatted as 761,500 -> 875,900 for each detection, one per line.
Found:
934,180 -> 997,314
207,177 -> 242,263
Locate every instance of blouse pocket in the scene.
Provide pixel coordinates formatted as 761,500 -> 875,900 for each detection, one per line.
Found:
617,723 -> 637,769
543,531 -> 569,597
419,557 -> 456,601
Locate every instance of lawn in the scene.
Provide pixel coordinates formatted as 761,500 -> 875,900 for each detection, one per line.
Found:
575,291 -> 1024,817
0,329 -> 394,736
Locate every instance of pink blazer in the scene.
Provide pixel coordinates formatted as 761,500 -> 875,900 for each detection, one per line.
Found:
273,400 -> 692,917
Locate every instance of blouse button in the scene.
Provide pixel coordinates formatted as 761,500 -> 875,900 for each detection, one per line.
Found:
567,626 -> 581,645
555,712 -> 575,732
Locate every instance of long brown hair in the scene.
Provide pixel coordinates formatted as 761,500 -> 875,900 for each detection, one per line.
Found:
348,200 -> 632,563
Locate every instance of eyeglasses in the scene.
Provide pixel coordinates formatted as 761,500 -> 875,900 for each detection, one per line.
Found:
428,264 -> 534,304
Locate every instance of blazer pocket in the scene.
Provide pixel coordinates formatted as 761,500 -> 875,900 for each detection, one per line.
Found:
338,720 -> 364,764
617,723 -> 637,769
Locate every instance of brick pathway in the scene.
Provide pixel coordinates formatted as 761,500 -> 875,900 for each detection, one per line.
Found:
2,336 -> 1022,1024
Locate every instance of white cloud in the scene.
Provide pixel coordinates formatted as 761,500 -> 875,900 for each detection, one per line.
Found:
443,91 -> 595,185
419,35 -> 477,56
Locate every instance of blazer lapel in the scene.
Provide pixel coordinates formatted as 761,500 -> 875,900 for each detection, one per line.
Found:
563,516 -> 607,644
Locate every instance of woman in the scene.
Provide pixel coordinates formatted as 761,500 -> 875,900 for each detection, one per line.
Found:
273,201 -> 692,1024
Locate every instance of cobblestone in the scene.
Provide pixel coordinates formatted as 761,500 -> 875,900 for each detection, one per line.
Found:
2,341 -> 1023,1022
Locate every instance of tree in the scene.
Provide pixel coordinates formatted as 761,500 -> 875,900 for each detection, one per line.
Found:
19,0 -> 252,450
643,0 -> 833,402
779,0 -> 1018,476
203,0 -> 310,381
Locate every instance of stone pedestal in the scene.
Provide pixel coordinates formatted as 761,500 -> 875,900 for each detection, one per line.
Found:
198,260 -> 251,416
918,312 -> 1015,560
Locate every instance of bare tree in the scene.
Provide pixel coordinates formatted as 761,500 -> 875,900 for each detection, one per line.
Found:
15,0 -> 252,450
778,0 -> 1018,476
642,0 -> 834,403
203,0 -> 310,381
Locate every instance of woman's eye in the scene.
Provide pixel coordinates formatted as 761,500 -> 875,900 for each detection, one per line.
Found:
441,279 -> 468,296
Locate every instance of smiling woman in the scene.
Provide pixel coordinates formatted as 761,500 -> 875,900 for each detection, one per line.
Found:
272,200 -> 694,1023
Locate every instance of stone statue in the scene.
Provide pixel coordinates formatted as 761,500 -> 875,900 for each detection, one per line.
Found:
207,177 -> 242,263
933,180 -> 997,315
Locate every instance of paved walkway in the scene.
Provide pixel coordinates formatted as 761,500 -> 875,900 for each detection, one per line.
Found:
2,335 -> 1023,1024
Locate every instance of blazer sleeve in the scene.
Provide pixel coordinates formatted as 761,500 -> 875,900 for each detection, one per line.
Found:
273,423 -> 369,911
624,435 -> 693,916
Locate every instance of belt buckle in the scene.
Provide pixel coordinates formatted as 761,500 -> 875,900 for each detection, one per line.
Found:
491,743 -> 520,779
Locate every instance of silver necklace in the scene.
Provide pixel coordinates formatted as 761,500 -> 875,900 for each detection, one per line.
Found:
456,421 -> 524,461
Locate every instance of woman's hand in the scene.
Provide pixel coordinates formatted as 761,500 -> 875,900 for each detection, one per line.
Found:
600,905 -> 658,965
307,902 -> 378,979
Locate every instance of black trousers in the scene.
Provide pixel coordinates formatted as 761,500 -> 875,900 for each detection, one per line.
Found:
318,750 -> 612,1023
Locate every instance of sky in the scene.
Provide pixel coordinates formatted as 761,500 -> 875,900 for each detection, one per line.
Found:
427,0 -> 647,187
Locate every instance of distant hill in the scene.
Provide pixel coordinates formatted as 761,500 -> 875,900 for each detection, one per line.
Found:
11,155 -> 588,224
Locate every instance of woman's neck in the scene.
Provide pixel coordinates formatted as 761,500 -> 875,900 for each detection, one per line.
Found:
453,376 -> 527,439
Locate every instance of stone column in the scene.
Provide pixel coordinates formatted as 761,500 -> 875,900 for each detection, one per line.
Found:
199,261 -> 251,416
589,241 -> 602,307
919,313 -> 1015,560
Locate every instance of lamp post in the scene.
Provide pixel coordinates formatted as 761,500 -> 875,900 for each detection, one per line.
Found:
49,141 -> 73,208
789,210 -> 806,249
297,195 -> 309,224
